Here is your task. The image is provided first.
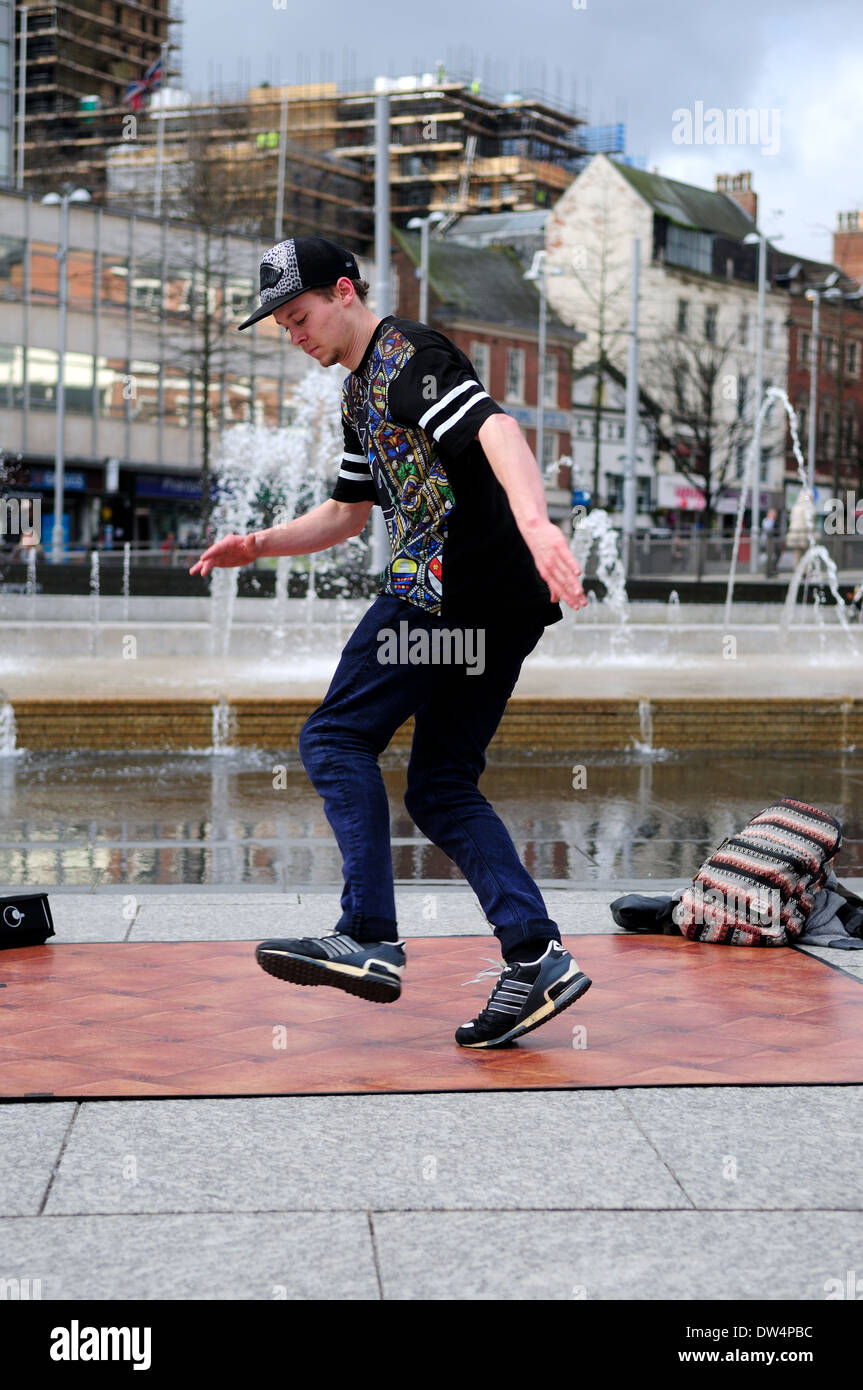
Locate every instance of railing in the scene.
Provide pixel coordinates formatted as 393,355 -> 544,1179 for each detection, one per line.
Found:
618,533 -> 863,580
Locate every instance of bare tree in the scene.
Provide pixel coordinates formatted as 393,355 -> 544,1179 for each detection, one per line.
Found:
642,324 -> 755,578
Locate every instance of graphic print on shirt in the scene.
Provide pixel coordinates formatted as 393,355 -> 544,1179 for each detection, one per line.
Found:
343,326 -> 456,613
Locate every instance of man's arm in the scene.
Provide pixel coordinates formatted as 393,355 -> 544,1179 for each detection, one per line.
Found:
253,498 -> 374,557
476,413 -> 587,611
189,498 -> 374,577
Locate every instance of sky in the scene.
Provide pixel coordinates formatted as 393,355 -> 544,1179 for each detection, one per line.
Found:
178,0 -> 863,265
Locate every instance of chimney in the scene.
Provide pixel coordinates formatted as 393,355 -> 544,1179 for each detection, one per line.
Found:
716,171 -> 757,225
833,211 -> 863,283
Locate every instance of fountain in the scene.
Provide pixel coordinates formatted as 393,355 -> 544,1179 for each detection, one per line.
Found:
206,361 -> 355,661
724,387 -> 857,651
88,549 -> 100,657
570,508 -> 633,658
210,694 -> 238,754
0,691 -> 20,757
122,541 -> 131,624
25,546 -> 37,624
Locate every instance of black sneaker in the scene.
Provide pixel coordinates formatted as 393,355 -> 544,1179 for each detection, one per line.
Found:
255,932 -> 406,1003
455,941 -> 591,1048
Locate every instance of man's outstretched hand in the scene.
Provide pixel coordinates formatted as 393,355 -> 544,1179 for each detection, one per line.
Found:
189,532 -> 257,578
522,520 -> 588,610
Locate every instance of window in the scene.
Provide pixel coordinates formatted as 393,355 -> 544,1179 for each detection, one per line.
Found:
819,401 -> 835,451
543,353 -> 558,407
470,341 -> 490,386
26,346 -> 59,409
795,397 -> 807,440
676,299 -> 688,335
101,256 -> 129,309
96,357 -> 131,420
764,318 -> 775,351
738,312 -> 750,348
738,373 -> 749,418
841,410 -> 857,456
704,305 -> 718,343
505,347 -> 524,402
824,337 -> 839,374
797,330 -> 810,364
30,241 -> 60,301
845,341 -> 860,377
541,430 -> 558,469
665,224 -> 713,274
128,360 -> 161,421
0,235 -> 26,301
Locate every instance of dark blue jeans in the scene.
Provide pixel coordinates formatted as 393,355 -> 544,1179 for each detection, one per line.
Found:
297,594 -> 562,959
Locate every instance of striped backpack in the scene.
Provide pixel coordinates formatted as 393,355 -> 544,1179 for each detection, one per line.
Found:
673,798 -> 843,947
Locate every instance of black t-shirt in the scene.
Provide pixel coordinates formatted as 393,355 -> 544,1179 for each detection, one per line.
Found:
330,315 -> 563,627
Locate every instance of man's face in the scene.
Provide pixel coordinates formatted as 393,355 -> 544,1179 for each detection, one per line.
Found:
272,284 -> 347,366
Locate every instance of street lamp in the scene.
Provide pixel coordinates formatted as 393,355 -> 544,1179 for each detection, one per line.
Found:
803,271 -> 840,495
40,185 -> 92,564
524,250 -> 563,481
743,228 -> 783,572
821,283 -> 863,502
407,211 -> 446,323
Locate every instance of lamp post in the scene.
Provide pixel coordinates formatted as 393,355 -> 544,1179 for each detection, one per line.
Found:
803,271 -> 840,495
621,238 -> 641,572
152,41 -> 170,219
369,76 -> 395,576
524,250 -> 563,480
40,185 -> 92,564
742,230 -> 772,571
407,211 -> 446,323
821,283 -> 863,504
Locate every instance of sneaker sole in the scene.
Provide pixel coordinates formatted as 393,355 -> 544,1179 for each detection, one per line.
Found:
457,969 -> 592,1049
255,948 -> 402,1003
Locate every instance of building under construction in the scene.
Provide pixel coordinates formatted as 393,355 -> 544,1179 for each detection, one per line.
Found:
8,9 -> 591,253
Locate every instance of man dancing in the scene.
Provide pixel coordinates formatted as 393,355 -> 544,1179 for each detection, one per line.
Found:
191,236 -> 591,1047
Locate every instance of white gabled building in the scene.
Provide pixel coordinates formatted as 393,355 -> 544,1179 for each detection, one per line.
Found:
543,155 -> 789,527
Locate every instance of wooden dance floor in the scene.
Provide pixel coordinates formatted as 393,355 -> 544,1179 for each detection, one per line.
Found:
1,936 -> 862,1099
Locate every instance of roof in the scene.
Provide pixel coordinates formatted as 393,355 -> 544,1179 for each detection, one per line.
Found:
613,162 -> 756,239
442,210 -> 550,244
391,226 -> 581,340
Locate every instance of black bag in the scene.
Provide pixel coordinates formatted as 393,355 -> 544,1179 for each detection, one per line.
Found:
0,892 -> 55,949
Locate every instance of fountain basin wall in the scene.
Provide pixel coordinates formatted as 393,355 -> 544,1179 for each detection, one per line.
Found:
2,694 -> 861,753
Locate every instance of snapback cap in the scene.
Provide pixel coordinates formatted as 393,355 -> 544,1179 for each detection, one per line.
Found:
237,236 -> 361,331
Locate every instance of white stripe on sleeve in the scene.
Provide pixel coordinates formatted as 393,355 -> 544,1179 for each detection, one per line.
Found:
430,390 -> 490,441
418,379 -> 485,430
